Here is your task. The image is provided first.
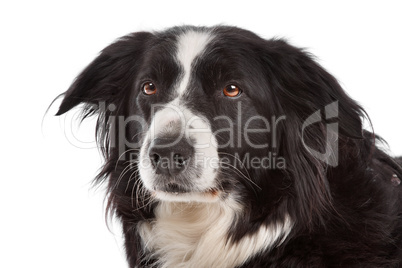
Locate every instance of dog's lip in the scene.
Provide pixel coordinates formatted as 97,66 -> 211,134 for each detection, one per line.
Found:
152,187 -> 221,197
160,183 -> 191,194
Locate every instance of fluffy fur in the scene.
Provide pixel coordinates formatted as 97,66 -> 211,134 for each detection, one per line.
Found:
56,26 -> 402,267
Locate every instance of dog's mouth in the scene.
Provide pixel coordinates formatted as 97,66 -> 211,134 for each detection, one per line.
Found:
159,183 -> 192,194
151,183 -> 222,202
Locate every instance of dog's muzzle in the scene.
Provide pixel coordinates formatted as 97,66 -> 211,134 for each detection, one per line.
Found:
138,103 -> 220,201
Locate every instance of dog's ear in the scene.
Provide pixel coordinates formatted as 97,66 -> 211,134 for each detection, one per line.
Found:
56,32 -> 153,116
261,39 -> 368,228
261,39 -> 365,140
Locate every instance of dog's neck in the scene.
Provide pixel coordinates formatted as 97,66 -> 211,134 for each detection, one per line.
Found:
138,199 -> 292,268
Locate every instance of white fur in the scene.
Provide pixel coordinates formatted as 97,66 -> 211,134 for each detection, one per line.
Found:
138,199 -> 293,268
175,30 -> 213,97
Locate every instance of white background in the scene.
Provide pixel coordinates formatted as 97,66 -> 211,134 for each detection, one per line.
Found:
1,1 -> 401,267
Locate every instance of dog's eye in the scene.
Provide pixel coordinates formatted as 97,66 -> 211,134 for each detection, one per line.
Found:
142,82 -> 157,95
223,85 -> 242,97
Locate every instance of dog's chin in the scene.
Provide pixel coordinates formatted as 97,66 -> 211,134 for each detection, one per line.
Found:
150,187 -> 223,203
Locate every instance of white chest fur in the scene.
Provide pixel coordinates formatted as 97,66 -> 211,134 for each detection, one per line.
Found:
138,200 -> 292,268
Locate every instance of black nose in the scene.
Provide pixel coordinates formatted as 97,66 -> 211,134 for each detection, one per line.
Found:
148,137 -> 194,175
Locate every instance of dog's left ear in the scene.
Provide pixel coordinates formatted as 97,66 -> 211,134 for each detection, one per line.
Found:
260,39 -> 368,228
56,32 -> 153,116
261,39 -> 365,139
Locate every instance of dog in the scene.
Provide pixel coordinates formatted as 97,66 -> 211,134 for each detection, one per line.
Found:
55,26 -> 402,267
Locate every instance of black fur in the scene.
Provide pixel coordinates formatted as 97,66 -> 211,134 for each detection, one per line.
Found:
56,26 -> 402,267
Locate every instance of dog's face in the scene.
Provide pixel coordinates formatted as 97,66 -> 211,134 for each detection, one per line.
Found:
56,26 -> 364,225
135,29 -> 275,203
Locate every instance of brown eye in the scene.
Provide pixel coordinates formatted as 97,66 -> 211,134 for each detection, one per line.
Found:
142,82 -> 157,95
223,85 -> 242,97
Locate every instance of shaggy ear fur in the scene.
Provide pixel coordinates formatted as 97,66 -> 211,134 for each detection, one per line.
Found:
261,39 -> 367,228
56,31 -> 153,116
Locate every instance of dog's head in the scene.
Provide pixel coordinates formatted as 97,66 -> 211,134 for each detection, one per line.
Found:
56,26 -> 366,227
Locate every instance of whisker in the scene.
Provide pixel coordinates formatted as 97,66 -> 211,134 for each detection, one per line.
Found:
128,169 -> 142,205
132,181 -> 155,212
114,163 -> 136,190
126,166 -> 139,193
220,162 -> 261,191
218,152 -> 253,182
114,148 -> 141,171
131,130 -> 148,141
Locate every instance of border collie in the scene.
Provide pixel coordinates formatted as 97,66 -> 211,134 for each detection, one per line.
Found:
55,26 -> 402,267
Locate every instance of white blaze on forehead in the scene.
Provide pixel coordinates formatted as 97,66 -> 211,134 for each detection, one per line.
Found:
176,30 -> 213,97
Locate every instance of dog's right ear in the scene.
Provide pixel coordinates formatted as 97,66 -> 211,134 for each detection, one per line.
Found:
56,31 -> 153,116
